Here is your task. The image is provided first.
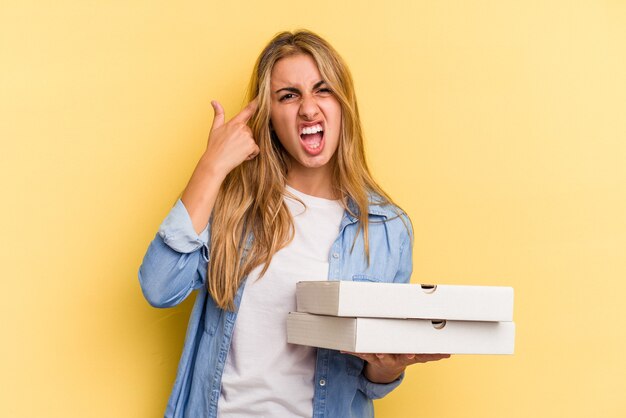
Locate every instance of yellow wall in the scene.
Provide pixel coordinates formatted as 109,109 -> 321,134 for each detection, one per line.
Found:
1,1 -> 625,417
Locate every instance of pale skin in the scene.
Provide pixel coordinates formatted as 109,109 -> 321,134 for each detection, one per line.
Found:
180,53 -> 450,384
181,98 -> 259,234
343,352 -> 451,383
269,54 -> 342,199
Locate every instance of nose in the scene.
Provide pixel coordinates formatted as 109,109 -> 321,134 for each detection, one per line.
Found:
298,94 -> 319,120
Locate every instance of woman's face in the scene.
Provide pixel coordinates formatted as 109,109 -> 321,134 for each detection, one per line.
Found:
269,53 -> 342,176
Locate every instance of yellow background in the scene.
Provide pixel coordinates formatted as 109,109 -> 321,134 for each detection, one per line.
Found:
1,1 -> 625,417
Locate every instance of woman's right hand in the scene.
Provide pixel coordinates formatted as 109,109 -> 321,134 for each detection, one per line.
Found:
202,98 -> 260,178
181,98 -> 259,234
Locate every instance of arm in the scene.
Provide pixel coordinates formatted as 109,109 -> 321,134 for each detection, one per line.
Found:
138,99 -> 259,308
138,199 -> 210,308
355,214 -> 450,397
182,99 -> 259,234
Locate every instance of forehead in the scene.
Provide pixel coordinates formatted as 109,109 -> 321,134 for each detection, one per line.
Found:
270,54 -> 322,87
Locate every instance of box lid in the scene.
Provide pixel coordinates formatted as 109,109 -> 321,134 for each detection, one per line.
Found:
296,281 -> 514,321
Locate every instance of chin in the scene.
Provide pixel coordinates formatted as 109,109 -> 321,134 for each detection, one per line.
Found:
300,153 -> 335,169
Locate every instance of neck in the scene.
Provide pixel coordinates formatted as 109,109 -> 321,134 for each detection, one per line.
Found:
286,166 -> 337,199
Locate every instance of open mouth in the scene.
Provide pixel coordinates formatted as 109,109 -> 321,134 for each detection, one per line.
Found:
300,124 -> 324,154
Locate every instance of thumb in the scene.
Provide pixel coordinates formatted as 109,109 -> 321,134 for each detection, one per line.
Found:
210,100 -> 225,131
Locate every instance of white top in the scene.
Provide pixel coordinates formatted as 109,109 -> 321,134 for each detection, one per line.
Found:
217,185 -> 345,418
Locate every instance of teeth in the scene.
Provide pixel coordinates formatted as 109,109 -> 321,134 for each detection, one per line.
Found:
301,124 -> 323,135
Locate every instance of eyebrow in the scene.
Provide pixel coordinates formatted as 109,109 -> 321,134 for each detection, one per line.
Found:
274,80 -> 327,95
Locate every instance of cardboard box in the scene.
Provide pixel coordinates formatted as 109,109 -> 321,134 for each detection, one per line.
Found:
287,312 -> 515,354
296,281 -> 514,321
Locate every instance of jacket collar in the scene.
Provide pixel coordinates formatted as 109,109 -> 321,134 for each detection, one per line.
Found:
243,192 -> 397,250
345,193 -> 395,222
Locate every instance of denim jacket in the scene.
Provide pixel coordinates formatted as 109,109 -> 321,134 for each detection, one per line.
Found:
139,196 -> 413,418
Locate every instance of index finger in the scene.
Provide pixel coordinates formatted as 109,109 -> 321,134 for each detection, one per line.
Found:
231,97 -> 259,125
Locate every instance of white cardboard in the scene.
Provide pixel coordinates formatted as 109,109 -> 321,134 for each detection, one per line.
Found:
287,312 -> 515,354
296,281 -> 514,321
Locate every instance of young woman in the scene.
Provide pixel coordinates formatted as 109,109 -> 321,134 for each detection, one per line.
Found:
139,29 -> 449,418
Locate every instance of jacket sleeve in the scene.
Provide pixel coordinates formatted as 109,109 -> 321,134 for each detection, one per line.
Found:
357,371 -> 404,400
357,212 -> 414,399
138,199 -> 210,308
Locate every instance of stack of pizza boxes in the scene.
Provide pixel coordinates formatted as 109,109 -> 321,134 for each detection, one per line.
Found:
287,281 -> 515,354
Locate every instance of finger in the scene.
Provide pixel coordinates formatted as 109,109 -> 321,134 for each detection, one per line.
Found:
375,354 -> 404,368
424,354 -> 450,360
231,97 -> 259,125
340,351 -> 373,362
356,353 -> 378,363
245,145 -> 260,160
409,354 -> 450,364
210,100 -> 225,131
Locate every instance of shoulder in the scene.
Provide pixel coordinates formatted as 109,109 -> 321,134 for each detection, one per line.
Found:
366,193 -> 413,242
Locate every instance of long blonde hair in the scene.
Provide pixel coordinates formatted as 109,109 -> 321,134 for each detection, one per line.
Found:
209,29 -> 401,310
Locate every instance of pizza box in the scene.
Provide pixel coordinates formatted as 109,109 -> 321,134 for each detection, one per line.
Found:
296,281 -> 514,322
287,312 -> 515,354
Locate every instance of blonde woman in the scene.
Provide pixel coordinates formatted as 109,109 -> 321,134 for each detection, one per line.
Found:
139,30 -> 449,418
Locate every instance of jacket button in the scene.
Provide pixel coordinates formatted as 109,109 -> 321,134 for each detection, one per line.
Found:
319,379 -> 326,386
332,252 -> 339,259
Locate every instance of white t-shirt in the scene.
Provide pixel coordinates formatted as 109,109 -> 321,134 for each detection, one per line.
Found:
217,185 -> 345,418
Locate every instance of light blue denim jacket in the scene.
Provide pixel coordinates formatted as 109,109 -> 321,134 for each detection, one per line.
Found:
139,195 -> 413,418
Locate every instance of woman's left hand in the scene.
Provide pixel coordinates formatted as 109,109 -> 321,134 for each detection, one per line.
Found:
341,352 -> 451,384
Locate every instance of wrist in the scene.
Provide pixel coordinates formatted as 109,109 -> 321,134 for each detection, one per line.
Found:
364,362 -> 405,384
198,153 -> 229,181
